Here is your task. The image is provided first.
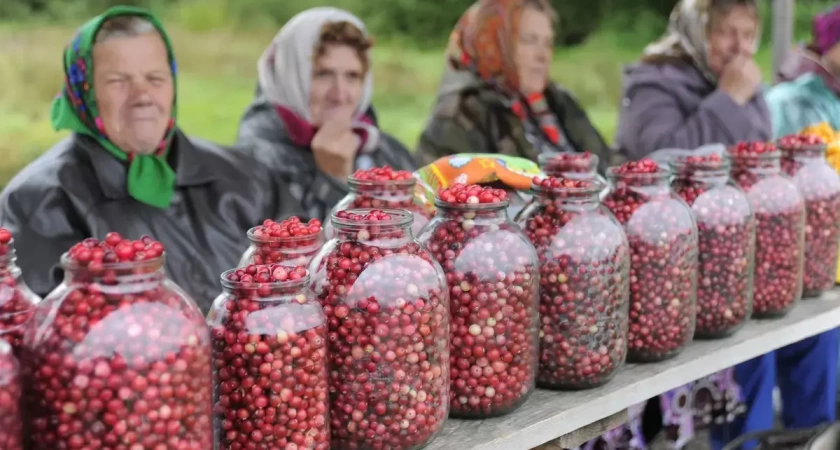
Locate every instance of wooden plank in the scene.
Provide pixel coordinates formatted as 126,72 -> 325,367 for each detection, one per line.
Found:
772,0 -> 795,83
425,291 -> 840,450
533,410 -> 630,450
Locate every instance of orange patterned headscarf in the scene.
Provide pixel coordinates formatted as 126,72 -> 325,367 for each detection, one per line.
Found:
447,0 -> 551,94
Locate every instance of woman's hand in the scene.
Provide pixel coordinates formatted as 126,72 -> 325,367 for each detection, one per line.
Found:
718,55 -> 762,105
311,117 -> 360,181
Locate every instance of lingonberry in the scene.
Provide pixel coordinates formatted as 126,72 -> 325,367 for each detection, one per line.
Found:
518,177 -> 630,389
418,184 -> 539,416
0,341 -> 22,450
309,209 -> 449,449
603,160 -> 698,362
0,228 -> 41,356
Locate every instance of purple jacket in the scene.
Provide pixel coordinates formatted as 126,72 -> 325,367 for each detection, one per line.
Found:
615,62 -> 772,161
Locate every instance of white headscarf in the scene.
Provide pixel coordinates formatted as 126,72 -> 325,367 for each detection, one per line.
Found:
257,7 -> 378,151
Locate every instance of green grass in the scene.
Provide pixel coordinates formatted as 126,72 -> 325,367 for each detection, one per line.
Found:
0,7 -> 817,187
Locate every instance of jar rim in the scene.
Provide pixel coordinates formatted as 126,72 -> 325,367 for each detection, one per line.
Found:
725,149 -> 781,160
529,179 -> 604,196
246,227 -> 323,244
538,152 -> 599,166
330,208 -> 413,228
348,177 -> 416,189
0,238 -> 16,265
220,265 -> 311,290
59,253 -> 166,271
669,156 -> 731,172
606,167 -> 671,181
433,198 -> 510,210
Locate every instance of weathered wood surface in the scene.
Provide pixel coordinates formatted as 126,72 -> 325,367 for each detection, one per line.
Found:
425,291 -> 840,450
533,410 -> 630,450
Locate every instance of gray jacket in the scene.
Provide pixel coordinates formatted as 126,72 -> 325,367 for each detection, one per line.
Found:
615,61 -> 772,160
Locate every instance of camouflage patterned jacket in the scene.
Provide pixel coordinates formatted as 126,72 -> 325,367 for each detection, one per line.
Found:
415,75 -> 620,173
234,92 -> 417,222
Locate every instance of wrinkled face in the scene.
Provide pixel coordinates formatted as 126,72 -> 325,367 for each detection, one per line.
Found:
707,5 -> 759,76
309,44 -> 365,127
515,7 -> 553,95
93,32 -> 174,155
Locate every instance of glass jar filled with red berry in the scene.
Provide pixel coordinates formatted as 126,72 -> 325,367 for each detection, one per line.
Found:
778,133 -> 840,297
517,176 -> 630,389
417,184 -> 539,417
325,166 -> 434,238
0,228 -> 41,357
240,217 -> 325,267
729,142 -> 805,317
603,159 -> 698,362
208,264 -> 329,450
538,152 -> 599,180
0,340 -> 22,450
308,209 -> 449,450
670,154 -> 755,338
21,233 -> 214,450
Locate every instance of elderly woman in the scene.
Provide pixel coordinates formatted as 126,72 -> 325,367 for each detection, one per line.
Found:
0,6 -> 300,311
235,7 -> 415,222
617,2 -> 838,449
414,0 -> 616,174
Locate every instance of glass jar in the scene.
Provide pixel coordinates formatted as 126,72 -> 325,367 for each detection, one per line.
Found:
21,238 -> 214,449
729,143 -> 805,317
325,172 -> 433,238
208,264 -> 330,450
0,340 -> 22,450
670,155 -> 755,338
0,230 -> 41,356
308,209 -> 449,450
517,177 -> 630,389
778,135 -> 840,297
239,217 -> 325,267
417,186 -> 539,417
538,152 -> 599,180
603,160 -> 698,362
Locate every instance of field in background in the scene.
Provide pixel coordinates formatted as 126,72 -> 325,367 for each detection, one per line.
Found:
0,1 -> 827,187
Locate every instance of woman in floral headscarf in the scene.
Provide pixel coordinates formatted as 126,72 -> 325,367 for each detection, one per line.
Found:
414,0 -> 617,173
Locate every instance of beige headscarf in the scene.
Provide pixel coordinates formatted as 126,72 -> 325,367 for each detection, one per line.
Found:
643,0 -> 760,83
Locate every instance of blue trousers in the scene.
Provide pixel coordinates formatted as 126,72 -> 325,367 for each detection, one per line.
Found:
709,328 -> 839,450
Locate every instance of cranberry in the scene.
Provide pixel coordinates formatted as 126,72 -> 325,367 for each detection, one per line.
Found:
538,152 -> 598,180
326,166 -> 433,238
778,134 -> 840,297
0,228 -> 41,356
417,184 -> 539,416
241,217 -> 324,267
728,143 -> 805,317
0,341 -> 23,450
208,264 -> 330,450
670,155 -> 755,338
21,233 -> 213,449
518,177 -> 630,389
603,160 -> 698,362
308,209 -> 449,449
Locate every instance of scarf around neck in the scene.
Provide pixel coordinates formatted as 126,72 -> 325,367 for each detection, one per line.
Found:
50,6 -> 178,209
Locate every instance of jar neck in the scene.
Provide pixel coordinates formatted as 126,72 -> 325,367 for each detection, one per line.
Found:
0,252 -> 22,282
607,171 -> 671,195
532,185 -> 601,206
729,153 -> 781,177
248,229 -> 323,250
433,201 -> 509,223
222,276 -> 310,300
780,145 -> 827,161
61,256 -> 166,287
331,209 -> 415,242
671,164 -> 731,187
348,178 -> 416,198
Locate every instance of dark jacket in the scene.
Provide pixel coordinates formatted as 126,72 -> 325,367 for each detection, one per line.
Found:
615,61 -> 772,160
234,94 -> 417,221
415,74 -> 618,174
0,131 -> 302,312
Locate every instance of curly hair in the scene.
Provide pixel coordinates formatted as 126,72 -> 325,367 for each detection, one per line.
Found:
314,20 -> 374,73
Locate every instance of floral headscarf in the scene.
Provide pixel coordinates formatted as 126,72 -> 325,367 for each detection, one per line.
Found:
643,0 -> 760,84
50,6 -> 178,209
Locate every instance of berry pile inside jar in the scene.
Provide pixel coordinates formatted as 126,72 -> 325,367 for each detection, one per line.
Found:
671,154 -> 755,338
309,209 -> 449,449
519,176 -> 630,389
603,159 -> 698,362
538,152 -> 598,180
418,184 -> 539,417
22,233 -> 214,449
241,217 -> 324,267
0,228 -> 40,356
0,341 -> 22,450
326,166 -> 432,237
208,264 -> 329,450
728,142 -> 805,316
778,133 -> 840,297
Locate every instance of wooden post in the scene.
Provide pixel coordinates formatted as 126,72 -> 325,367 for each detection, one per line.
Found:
772,0 -> 795,84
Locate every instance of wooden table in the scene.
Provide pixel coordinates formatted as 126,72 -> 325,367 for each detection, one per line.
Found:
425,291 -> 840,450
